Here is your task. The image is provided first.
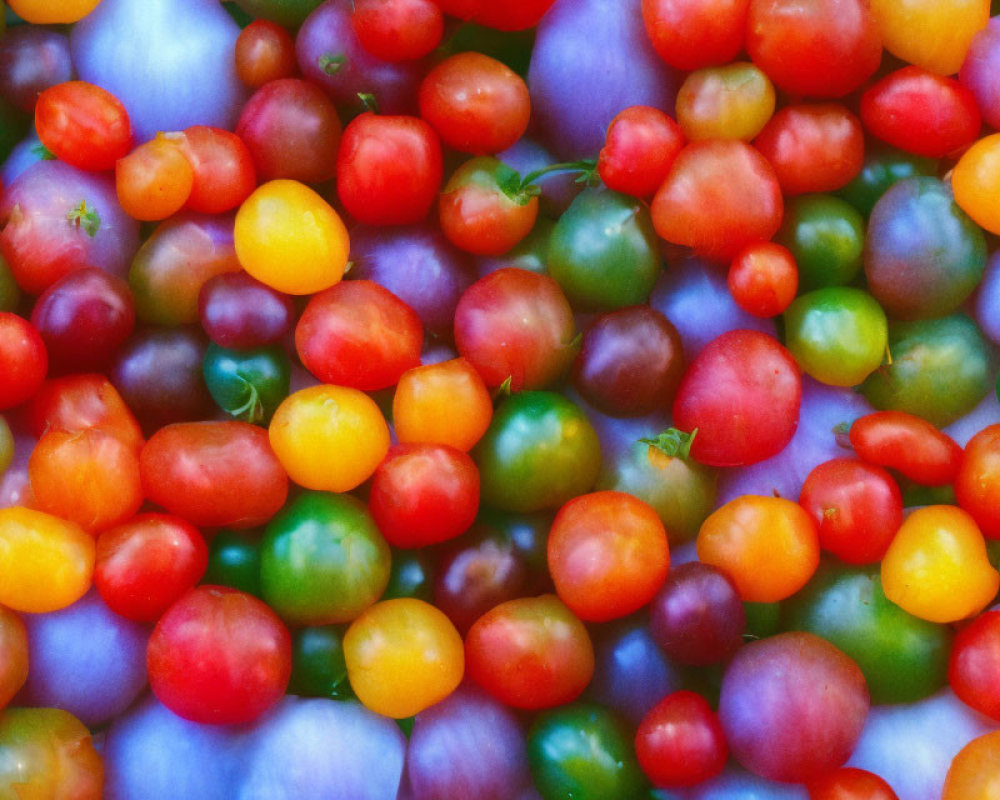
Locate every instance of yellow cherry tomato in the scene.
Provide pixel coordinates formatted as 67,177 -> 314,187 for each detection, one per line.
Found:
953,133 -> 1000,235
697,495 -> 820,602
0,507 -> 94,613
8,0 -> 101,23
869,0 -> 989,75
269,385 -> 389,492
882,505 -> 999,623
676,62 -> 776,142
393,358 -> 493,451
344,598 -> 464,718
234,180 -> 349,295
943,731 -> 1000,800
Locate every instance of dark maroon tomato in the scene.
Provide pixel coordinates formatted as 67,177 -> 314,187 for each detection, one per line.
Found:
573,306 -> 684,418
234,20 -> 297,89
860,67 -> 981,159
198,271 -> 294,350
335,111 -> 443,226
453,267 -> 576,391
30,267 -> 135,374
649,562 -> 745,666
111,326 -> 213,431
235,79 -> 342,184
433,523 -> 529,634
368,443 -> 480,548
147,585 -> 292,725
0,27 -> 74,113
745,0 -> 881,98
597,106 -> 686,199
635,691 -> 728,788
295,280 -> 423,391
672,329 -> 802,467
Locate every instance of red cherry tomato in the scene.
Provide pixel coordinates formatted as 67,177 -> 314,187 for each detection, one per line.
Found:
95,513 -> 208,622
849,411 -> 963,487
34,81 -> 132,171
234,20 -> 297,88
641,0 -> 749,71
754,104 -> 865,196
336,112 -> 443,226
799,457 -> 903,564
598,106 -> 685,198
352,0 -> 443,62
861,67 -> 981,159
368,443 -> 480,548
0,312 -> 47,410
295,279 -> 423,391
955,424 -> 1000,539
178,126 -> 257,215
728,241 -> 798,318
809,767 -> 900,800
146,585 -> 291,724
949,609 -> 1000,722
433,0 -> 556,31
635,691 -> 728,788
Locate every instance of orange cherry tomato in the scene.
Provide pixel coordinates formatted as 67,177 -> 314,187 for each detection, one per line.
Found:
115,134 -> 195,221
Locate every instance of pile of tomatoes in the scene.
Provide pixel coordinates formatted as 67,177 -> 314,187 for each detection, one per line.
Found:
2,0 -> 1000,797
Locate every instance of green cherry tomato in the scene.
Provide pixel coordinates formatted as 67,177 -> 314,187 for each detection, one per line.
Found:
782,562 -> 952,704
548,188 -> 661,311
260,492 -> 392,626
482,217 -> 553,275
381,549 -> 434,602
862,314 -> 995,427
775,194 -> 865,291
473,391 -> 601,513
783,287 -> 888,387
744,601 -> 781,640
202,529 -> 262,597
203,342 -> 290,425
0,255 -> 20,313
838,145 -> 938,216
528,703 -> 648,800
289,625 -> 352,700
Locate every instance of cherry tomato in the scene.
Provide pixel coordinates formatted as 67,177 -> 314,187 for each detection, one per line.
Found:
597,105 -> 685,198
115,134 -> 195,221
869,0 -> 989,76
849,411 -> 964,487
35,81 -> 131,171
95,513 -> 208,622
352,0 -> 444,62
953,133 -> 1000,236
147,585 -> 292,724
955,424 -> 1000,539
0,312 -> 47,410
943,732 -> 1000,800
948,610 -> 1000,721
336,111 -> 442,226
234,20 -> 297,88
641,0 -> 749,70
199,271 -> 295,350
728,242 -> 798,318
465,594 -> 594,710
177,126 -> 257,215
0,606 -> 28,711
676,62 -> 775,141
635,691 -> 728,788
433,0 -> 556,31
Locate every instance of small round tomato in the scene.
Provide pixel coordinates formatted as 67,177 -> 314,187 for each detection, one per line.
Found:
295,280 -> 422,391
235,20 -> 297,88
799,458 -> 903,565
955,424 -> 1000,539
434,0 -> 555,30
352,0 -> 444,62
115,134 -> 194,221
269,385 -> 390,493
465,594 -> 594,709
0,708 -> 102,798
35,81 -> 131,171
336,112 -> 442,226
0,312 -> 47,410
849,411 -> 964,487
869,0 -> 989,76
146,586 -> 291,725
953,134 -> 1000,236
235,180 -> 350,295
809,768 -> 899,800
548,491 -> 669,622
676,62 -> 775,142
641,0 -> 749,70
178,126 -> 257,215
776,194 -> 865,291
698,495 -> 820,602
943,732 -> 1000,800
728,242 -> 798,318
0,606 -> 28,710
439,157 -> 539,256
344,598 -> 464,718
949,610 -> 1000,722
635,692 -> 728,788
202,343 -> 290,425
597,105 -> 685,198
393,358 -> 493,451
95,513 -> 208,623
199,271 -> 295,350
754,104 -> 865,196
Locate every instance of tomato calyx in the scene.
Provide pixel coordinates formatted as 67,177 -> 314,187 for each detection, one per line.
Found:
357,92 -> 379,113
30,143 -> 56,161
640,427 -> 698,460
66,200 -> 101,238
318,53 -> 347,75
496,159 -> 599,206
492,375 -> 513,401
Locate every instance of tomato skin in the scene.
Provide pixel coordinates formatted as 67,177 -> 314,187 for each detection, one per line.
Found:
676,62 -> 775,142
754,104 -> 864,196
140,421 -> 289,529
728,242 -> 797,318
115,135 -> 194,222
9,0 -> 101,23
849,411 -> 963,487
234,20 -> 297,88
953,133 -> 1000,236
178,126 -> 257,215
434,0 -> 556,31
0,312 -> 47,410
949,610 -> 1000,722
861,67 -> 981,159
0,606 -> 28,711
94,513 -> 208,623
944,732 -> 1000,800
651,139 -> 783,261
336,112 -> 443,226
352,0 -> 443,62
955,424 -> 1000,538
295,280 -> 423,391
146,585 -> 292,725
672,329 -> 802,467
597,106 -> 685,198
641,0 -> 749,71
635,692 -> 728,788
465,594 -> 594,710
419,52 -> 530,155
869,0 -> 988,77
35,81 -> 131,171
368,443 -> 480,549
746,0 -> 881,98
